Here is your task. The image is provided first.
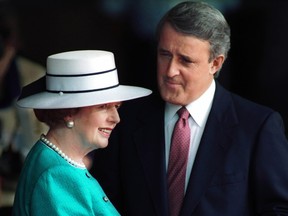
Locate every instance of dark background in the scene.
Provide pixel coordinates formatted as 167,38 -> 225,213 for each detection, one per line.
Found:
2,0 -> 288,133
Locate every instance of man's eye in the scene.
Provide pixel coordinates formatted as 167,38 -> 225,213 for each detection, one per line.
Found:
158,49 -> 171,58
160,52 -> 169,56
180,56 -> 192,63
160,52 -> 171,58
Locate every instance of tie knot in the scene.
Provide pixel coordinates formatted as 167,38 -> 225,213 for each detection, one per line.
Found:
177,107 -> 190,120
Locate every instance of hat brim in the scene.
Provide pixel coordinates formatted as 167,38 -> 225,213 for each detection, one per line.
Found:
17,78 -> 152,109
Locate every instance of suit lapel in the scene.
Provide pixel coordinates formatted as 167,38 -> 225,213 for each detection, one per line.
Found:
181,83 -> 239,215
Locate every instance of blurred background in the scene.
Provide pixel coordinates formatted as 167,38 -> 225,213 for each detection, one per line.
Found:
0,0 -> 287,214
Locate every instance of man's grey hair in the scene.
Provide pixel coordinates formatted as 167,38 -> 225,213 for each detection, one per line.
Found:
156,1 -> 231,66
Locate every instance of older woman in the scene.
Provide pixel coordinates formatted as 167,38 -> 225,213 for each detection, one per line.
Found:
12,50 -> 151,215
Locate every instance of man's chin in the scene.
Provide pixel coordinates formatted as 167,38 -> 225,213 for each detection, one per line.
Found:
161,93 -> 184,105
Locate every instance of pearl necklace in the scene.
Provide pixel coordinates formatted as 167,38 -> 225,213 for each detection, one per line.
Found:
40,135 -> 86,169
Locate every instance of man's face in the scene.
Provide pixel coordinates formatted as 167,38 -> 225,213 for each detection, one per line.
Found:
157,23 -> 223,105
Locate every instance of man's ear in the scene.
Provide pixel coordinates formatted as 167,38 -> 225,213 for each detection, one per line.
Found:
210,55 -> 225,75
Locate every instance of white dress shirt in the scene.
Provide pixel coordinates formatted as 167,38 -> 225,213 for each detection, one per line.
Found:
164,80 -> 216,191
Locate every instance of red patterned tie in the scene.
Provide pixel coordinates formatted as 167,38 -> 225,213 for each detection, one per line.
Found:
168,107 -> 190,216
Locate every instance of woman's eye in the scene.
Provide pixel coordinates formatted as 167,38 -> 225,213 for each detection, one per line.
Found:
97,103 -> 121,110
99,104 -> 108,109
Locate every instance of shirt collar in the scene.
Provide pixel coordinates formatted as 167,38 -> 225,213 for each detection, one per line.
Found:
165,80 -> 215,127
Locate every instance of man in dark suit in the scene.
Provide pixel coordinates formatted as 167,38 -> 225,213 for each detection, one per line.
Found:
91,1 -> 288,215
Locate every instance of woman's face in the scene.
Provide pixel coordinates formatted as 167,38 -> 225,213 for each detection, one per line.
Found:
72,102 -> 121,150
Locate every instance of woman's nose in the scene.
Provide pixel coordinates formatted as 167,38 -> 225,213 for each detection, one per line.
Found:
109,107 -> 120,124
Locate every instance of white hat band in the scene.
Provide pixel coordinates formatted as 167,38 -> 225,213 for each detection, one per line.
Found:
46,68 -> 119,93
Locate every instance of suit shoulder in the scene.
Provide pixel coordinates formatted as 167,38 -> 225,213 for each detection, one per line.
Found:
120,93 -> 164,116
216,82 -> 275,115
230,92 -> 274,114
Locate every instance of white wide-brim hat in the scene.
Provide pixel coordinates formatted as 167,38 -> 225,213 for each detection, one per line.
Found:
17,50 -> 152,109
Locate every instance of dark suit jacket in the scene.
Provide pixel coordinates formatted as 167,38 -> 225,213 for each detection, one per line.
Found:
91,81 -> 288,215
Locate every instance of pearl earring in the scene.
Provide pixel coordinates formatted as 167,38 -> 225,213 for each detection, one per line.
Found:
66,120 -> 74,128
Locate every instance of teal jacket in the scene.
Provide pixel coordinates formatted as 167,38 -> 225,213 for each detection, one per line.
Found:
13,140 -> 120,216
